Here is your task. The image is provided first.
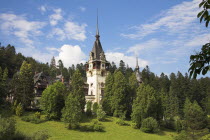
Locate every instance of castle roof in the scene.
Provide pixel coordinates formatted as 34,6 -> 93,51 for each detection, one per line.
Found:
91,13 -> 104,60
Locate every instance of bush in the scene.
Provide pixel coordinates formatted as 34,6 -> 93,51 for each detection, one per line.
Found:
21,116 -> 42,124
31,130 -> 50,140
0,116 -> 16,140
34,112 -> 41,119
68,123 -> 80,130
91,120 -> 105,132
131,123 -> 138,129
93,102 -> 98,115
16,103 -> 23,116
97,105 -> 106,121
86,101 -> 92,116
140,117 -> 159,133
116,119 -> 129,126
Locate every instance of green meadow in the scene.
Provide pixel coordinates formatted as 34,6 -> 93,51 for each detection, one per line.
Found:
15,115 -> 176,140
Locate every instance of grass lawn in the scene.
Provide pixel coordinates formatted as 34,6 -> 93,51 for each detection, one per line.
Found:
14,114 -> 177,140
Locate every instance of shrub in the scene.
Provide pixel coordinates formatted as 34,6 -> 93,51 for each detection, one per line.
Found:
97,105 -> 106,121
68,123 -> 80,130
86,101 -> 92,116
21,116 -> 42,124
93,102 -> 98,115
116,119 -> 129,126
34,112 -> 41,119
140,117 -> 159,133
16,103 -> 23,116
91,120 -> 105,132
31,130 -> 49,140
131,123 -> 138,129
0,116 -> 16,140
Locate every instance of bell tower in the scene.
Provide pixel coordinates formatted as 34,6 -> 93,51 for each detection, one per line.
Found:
85,14 -> 110,103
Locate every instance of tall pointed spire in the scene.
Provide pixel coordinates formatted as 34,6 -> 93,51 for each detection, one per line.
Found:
96,9 -> 100,39
136,57 -> 139,71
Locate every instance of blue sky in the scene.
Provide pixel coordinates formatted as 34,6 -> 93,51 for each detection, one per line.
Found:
0,0 -> 209,77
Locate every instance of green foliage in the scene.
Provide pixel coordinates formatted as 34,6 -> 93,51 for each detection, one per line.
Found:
34,112 -> 41,119
197,0 -> 210,27
131,84 -> 158,128
140,117 -> 159,133
102,72 -> 114,115
16,103 -> 23,116
111,71 -> 128,117
11,61 -> 34,108
97,105 -> 106,121
21,116 -> 42,124
62,94 -> 82,129
86,101 -> 92,116
189,43 -> 210,79
184,100 -> 207,131
40,82 -> 66,120
0,67 -> 8,105
184,99 -> 207,130
93,102 -> 98,115
189,0 -> 210,78
174,131 -> 190,140
0,116 -> 16,140
116,119 -> 129,126
31,130 -> 50,140
70,69 -> 86,112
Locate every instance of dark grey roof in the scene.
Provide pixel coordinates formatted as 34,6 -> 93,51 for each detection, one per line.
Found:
91,36 -> 104,60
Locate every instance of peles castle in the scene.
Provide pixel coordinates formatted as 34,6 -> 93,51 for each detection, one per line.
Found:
33,17 -> 142,105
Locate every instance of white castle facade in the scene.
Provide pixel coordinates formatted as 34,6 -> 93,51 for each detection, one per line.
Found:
85,22 -> 110,103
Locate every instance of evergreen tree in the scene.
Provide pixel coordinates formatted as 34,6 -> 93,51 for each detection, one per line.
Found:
62,94 -> 82,129
102,72 -> 114,115
127,72 -> 139,116
40,82 -> 66,120
165,87 -> 179,119
70,70 -> 85,112
0,67 -> 8,105
109,62 -> 117,73
184,100 -> 207,131
13,61 -> 34,108
131,84 -> 158,128
111,71 -> 128,117
118,60 -> 126,75
86,101 -> 92,116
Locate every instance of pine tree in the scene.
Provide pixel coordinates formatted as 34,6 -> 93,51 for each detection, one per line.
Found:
0,67 -> 8,105
118,60 -> 126,75
184,100 -> 206,131
111,71 -> 128,117
13,61 -> 34,108
62,94 -> 82,129
70,69 -> 85,112
102,72 -> 114,115
131,84 -> 158,128
40,82 -> 66,120
127,72 -> 139,116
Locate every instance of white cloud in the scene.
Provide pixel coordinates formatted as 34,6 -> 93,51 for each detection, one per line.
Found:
49,8 -> 63,26
64,21 -> 87,41
121,0 -> 201,39
55,44 -> 87,67
106,52 -> 148,68
79,6 -> 86,12
127,38 -> 164,55
49,21 -> 87,41
39,5 -> 47,13
17,46 -> 53,63
0,13 -> 46,46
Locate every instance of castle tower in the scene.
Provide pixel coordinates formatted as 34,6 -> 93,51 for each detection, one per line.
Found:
85,15 -> 110,103
135,57 -> 143,84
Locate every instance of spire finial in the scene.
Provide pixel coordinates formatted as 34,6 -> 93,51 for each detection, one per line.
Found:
136,56 -> 139,71
96,9 -> 100,38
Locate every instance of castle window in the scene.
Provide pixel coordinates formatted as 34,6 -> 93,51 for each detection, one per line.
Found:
101,82 -> 104,87
101,71 -> 104,76
91,83 -> 93,87
102,64 -> 104,67
91,90 -> 93,95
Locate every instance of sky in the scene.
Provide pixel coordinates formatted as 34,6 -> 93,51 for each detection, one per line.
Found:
0,0 -> 209,77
